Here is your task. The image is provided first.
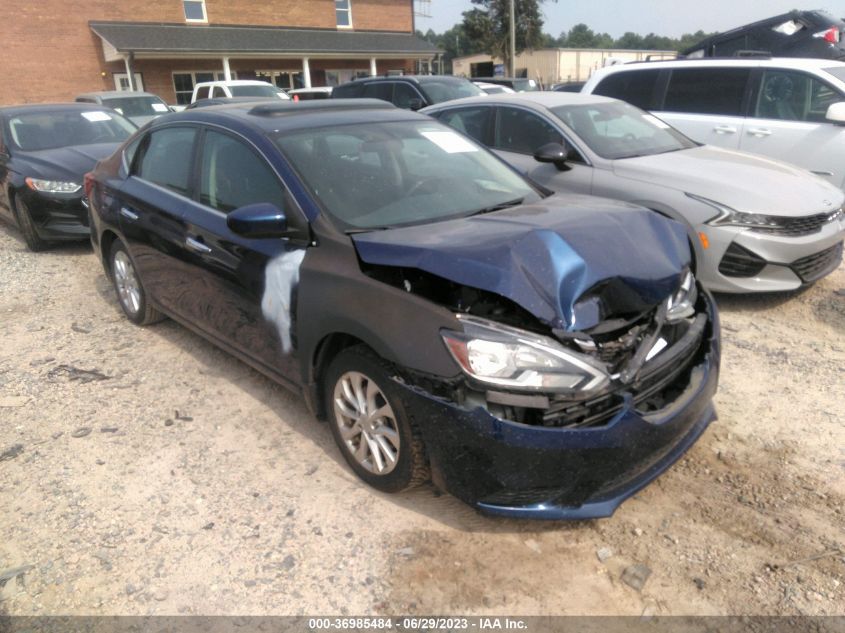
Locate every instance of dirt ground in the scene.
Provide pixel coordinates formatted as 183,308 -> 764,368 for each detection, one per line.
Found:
0,222 -> 843,617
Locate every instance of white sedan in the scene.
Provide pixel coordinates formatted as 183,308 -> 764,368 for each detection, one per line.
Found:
422,92 -> 845,293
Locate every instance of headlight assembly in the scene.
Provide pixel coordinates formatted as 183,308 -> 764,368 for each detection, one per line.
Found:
25,177 -> 81,194
441,315 -> 610,394
666,270 -> 697,322
686,193 -> 783,230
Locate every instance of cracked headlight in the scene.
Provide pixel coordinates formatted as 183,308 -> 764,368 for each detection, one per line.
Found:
26,177 -> 81,194
666,270 -> 697,322
441,315 -> 610,393
687,193 -> 782,230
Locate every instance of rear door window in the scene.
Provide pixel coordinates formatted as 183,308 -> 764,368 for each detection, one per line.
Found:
361,82 -> 392,102
134,127 -> 197,195
434,106 -> 493,145
663,68 -> 751,115
592,69 -> 662,109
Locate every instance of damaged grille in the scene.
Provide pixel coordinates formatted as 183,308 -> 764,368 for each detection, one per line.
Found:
543,314 -> 706,428
789,242 -> 843,283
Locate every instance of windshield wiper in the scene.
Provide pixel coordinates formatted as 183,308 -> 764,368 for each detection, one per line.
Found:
467,197 -> 524,217
344,227 -> 390,234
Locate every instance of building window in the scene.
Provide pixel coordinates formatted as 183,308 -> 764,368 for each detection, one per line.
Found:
172,71 -> 226,104
336,0 -> 352,28
183,0 -> 207,22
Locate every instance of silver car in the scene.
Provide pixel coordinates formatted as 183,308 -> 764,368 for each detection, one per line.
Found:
423,92 -> 845,293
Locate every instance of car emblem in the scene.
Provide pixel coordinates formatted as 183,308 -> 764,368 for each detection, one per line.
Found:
823,199 -> 832,207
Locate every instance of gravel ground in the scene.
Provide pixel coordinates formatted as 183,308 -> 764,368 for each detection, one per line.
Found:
0,221 -> 843,616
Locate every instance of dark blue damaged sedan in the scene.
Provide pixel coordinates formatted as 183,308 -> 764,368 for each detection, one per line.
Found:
86,99 -> 720,520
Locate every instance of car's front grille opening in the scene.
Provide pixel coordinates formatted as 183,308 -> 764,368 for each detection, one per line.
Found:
718,242 -> 767,277
754,212 -> 838,237
789,241 -> 844,283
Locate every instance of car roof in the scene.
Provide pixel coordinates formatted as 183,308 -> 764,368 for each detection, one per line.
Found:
148,99 -> 426,134
343,74 -> 469,85
195,80 -> 276,87
423,91 -> 617,112
77,91 -> 160,99
288,87 -> 333,93
0,102 -> 114,116
594,56 -> 845,75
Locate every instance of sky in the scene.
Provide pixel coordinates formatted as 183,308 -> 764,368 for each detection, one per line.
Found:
415,1 -> 845,38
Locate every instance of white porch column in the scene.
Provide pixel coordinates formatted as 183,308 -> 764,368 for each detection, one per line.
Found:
123,55 -> 135,91
370,57 -> 378,76
222,57 -> 232,81
302,57 -> 312,88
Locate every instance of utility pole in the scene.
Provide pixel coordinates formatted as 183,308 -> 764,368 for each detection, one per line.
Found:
509,0 -> 516,77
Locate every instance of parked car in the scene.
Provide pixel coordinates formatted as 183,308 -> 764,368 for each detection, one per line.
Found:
331,75 -> 484,109
86,99 -> 719,520
582,58 -> 845,191
191,80 -> 290,103
288,87 -> 333,101
423,92 -> 845,293
185,97 -> 278,110
75,91 -> 172,126
683,10 -> 845,60
553,81 -> 586,92
0,103 -> 136,251
472,77 -> 541,92
473,81 -> 515,95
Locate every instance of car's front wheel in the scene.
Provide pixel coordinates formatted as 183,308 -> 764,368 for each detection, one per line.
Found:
15,198 -> 48,252
109,239 -> 162,325
324,346 -> 429,493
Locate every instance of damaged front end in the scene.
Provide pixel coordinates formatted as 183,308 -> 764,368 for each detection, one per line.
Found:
350,200 -> 720,518
359,260 -> 720,519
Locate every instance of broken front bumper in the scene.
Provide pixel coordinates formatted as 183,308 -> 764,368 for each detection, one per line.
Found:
398,295 -> 720,520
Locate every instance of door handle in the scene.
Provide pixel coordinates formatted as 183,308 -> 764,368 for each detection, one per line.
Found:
713,125 -> 737,134
747,128 -> 772,137
185,236 -> 212,254
120,207 -> 139,221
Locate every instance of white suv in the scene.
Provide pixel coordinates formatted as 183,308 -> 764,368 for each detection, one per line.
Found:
190,80 -> 289,103
582,58 -> 845,189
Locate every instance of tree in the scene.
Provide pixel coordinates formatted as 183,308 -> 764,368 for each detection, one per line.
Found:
462,0 -> 553,73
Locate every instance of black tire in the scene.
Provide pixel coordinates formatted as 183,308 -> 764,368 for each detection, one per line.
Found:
324,346 -> 429,493
109,239 -> 163,326
15,198 -> 48,252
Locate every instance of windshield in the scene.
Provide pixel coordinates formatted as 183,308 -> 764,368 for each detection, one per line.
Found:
551,101 -> 696,159
419,79 -> 485,104
229,84 -> 280,97
274,120 -> 540,230
103,96 -> 170,117
5,110 -> 136,151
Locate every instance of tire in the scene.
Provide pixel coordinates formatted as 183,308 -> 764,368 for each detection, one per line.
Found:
109,239 -> 163,325
15,198 -> 48,252
324,346 -> 429,493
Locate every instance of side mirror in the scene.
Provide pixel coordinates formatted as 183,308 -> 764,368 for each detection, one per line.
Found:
407,98 -> 425,111
825,102 -> 845,124
227,203 -> 290,238
533,142 -> 570,171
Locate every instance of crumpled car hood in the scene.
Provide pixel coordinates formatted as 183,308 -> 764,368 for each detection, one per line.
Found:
352,194 -> 690,331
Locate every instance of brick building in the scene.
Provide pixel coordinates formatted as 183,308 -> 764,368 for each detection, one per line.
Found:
3,0 -> 439,105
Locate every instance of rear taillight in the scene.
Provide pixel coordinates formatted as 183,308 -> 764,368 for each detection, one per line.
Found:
83,172 -> 95,199
813,26 -> 840,43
